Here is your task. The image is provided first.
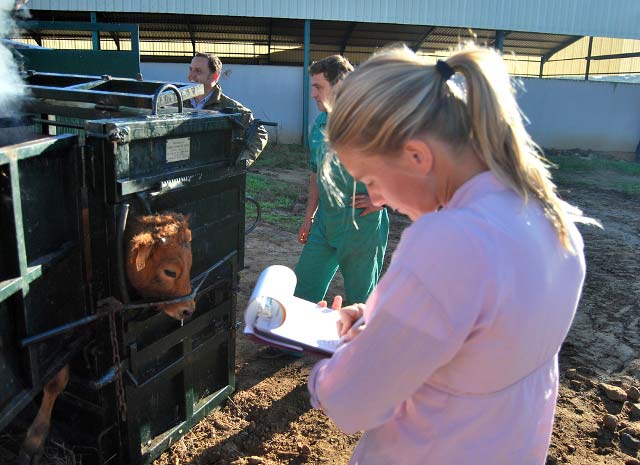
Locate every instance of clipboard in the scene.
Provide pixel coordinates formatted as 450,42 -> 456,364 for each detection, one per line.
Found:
244,265 -> 343,356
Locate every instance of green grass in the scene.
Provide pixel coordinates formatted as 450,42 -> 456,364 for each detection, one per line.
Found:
546,154 -> 640,195
245,144 -> 311,232
253,144 -> 309,170
546,155 -> 640,176
246,170 -> 303,234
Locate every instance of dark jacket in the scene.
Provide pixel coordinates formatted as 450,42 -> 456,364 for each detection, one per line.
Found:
185,84 -> 268,165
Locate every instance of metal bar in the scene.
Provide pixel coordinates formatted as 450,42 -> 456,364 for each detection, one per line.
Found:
19,250 -> 235,348
495,30 -> 506,53
267,18 -> 273,64
17,20 -> 139,34
109,31 -> 121,51
116,161 -> 235,197
302,19 -> 310,148
589,51 -> 640,60
0,134 -> 78,165
20,314 -> 103,347
90,12 -> 100,51
116,203 -> 131,304
0,265 -> 44,303
130,23 -> 140,63
183,337 -> 194,419
340,22 -> 357,56
187,22 -> 196,56
8,158 -> 28,281
0,277 -> 24,301
541,36 -> 584,64
411,26 -> 436,51
585,36 -> 593,81
29,117 -> 85,129
27,30 -> 42,47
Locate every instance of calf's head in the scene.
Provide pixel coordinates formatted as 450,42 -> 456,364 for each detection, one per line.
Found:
126,213 -> 195,320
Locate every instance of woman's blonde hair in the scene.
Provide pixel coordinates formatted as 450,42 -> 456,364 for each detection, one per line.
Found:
326,43 -> 599,251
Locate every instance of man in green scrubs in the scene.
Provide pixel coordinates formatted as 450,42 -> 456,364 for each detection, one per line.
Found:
294,55 -> 389,305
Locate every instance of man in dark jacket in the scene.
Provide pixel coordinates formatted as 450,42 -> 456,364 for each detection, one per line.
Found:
187,52 -> 268,166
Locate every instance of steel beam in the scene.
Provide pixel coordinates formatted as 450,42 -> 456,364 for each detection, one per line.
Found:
585,36 -> 593,80
302,19 -> 310,148
539,35 -> 584,78
340,22 -> 357,56
412,26 -> 435,52
90,12 -> 99,50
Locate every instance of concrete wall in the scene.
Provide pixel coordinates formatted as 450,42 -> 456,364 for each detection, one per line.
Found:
518,77 -> 640,154
141,62 -> 640,152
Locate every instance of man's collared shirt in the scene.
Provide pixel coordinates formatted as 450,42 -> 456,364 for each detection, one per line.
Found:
189,89 -> 214,110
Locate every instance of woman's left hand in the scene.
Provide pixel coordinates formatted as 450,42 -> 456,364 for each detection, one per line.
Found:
318,296 -> 365,342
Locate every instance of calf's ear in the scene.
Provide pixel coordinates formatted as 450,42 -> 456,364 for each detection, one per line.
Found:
132,244 -> 153,271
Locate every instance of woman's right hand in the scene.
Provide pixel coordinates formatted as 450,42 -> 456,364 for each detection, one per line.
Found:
337,303 -> 366,342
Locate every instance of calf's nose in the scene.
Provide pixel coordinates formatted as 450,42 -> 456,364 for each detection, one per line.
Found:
181,307 -> 194,319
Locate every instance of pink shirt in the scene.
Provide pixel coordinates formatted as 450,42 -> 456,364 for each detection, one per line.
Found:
308,171 -> 585,465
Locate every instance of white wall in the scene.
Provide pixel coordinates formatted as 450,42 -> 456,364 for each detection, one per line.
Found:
518,77 -> 640,153
141,62 -> 640,153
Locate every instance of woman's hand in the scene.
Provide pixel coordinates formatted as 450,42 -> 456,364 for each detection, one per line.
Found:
319,296 -> 366,343
351,194 -> 382,217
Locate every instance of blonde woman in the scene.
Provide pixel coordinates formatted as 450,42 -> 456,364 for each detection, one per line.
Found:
308,44 -> 598,465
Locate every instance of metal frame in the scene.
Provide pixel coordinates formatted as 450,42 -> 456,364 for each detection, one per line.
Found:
0,135 -> 84,431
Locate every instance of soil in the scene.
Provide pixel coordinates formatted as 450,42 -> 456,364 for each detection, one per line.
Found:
151,164 -> 640,465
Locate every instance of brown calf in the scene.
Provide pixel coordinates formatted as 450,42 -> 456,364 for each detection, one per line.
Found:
126,212 -> 195,320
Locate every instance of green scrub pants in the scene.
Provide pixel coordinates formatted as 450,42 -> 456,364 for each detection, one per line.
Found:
294,207 -> 389,305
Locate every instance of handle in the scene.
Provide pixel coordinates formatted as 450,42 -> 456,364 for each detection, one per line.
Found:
152,83 -> 183,115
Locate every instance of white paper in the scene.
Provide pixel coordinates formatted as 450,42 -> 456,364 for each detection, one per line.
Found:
244,265 -> 342,355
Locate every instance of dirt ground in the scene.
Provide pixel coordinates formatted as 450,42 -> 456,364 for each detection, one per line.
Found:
154,163 -> 640,465
1,153 -> 636,465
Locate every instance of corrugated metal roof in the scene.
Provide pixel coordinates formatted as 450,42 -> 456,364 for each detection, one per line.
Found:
26,0 -> 640,40
14,11 -> 587,68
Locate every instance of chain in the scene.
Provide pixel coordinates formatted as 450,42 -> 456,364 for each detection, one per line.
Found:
107,308 -> 127,422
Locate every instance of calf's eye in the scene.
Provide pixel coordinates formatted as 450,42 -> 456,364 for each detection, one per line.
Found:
164,269 -> 177,278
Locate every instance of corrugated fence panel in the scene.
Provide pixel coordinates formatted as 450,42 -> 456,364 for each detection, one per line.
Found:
28,0 -> 640,40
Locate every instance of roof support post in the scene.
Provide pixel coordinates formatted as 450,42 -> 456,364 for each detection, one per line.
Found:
267,18 -> 273,64
411,26 -> 435,52
27,30 -> 42,46
495,30 -> 505,53
90,12 -> 99,50
340,22 -> 356,56
302,19 -> 310,148
109,31 -> 120,51
187,23 -> 196,55
585,36 -> 593,80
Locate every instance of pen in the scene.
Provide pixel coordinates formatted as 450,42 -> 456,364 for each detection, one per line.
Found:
337,315 -> 366,345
